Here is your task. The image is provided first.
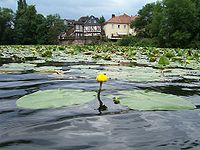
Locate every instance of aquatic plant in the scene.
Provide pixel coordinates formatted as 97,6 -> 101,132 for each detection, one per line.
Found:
96,74 -> 108,114
158,55 -> 170,76
16,89 -> 96,109
108,90 -> 196,111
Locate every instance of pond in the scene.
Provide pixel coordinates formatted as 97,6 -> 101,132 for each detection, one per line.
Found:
0,45 -> 200,150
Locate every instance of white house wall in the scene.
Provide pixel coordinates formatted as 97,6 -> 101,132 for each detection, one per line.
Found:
104,23 -> 136,39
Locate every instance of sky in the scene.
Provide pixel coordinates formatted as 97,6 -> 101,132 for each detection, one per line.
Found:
0,0 -> 157,20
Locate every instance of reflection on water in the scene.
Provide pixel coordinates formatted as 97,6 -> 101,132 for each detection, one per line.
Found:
0,63 -> 200,150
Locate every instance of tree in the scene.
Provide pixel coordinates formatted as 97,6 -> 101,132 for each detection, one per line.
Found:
46,14 -> 65,44
14,0 -> 38,44
17,0 -> 27,12
99,16 -> 105,24
159,0 -> 198,48
147,2 -> 163,38
14,0 -> 66,44
130,0 -> 200,48
0,7 -> 15,44
35,14 -> 49,44
190,0 -> 200,47
131,3 -> 156,37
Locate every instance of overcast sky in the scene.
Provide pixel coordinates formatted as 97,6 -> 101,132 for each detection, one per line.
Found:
0,0 -> 157,20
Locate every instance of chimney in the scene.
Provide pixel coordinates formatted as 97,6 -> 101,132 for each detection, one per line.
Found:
112,14 -> 115,18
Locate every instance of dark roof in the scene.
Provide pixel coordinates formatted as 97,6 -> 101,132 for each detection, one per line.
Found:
74,15 -> 101,26
78,16 -> 89,23
74,16 -> 89,25
64,19 -> 75,22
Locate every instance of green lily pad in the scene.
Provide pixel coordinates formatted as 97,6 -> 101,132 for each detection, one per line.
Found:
108,90 -> 196,111
182,75 -> 200,80
27,60 -> 46,64
158,56 -> 170,66
0,63 -> 36,72
47,54 -> 93,63
34,66 -> 63,73
96,59 -> 120,65
17,89 -> 96,109
71,65 -> 179,82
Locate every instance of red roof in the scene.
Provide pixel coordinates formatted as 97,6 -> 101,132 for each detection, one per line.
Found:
105,14 -> 137,24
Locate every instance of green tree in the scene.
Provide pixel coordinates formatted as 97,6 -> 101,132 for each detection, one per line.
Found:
159,0 -> 198,48
130,0 -> 200,48
99,16 -> 105,24
131,3 -> 156,37
147,2 -> 163,38
14,0 -> 39,44
190,0 -> 200,47
17,0 -> 27,12
35,14 -> 49,44
46,14 -> 65,44
0,7 -> 15,44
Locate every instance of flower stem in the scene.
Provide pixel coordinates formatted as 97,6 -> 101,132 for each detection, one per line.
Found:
97,82 -> 107,114
98,82 -> 103,106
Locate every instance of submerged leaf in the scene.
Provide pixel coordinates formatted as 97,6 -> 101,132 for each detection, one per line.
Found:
17,89 -> 96,109
108,90 -> 196,111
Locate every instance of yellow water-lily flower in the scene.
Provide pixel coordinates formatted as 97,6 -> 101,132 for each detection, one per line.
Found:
186,60 -> 190,64
96,74 -> 108,83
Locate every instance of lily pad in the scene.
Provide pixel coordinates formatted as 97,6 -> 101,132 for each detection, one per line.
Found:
108,90 -> 196,111
16,89 -> 96,109
27,60 -> 46,64
182,75 -> 200,81
34,66 -> 63,73
158,56 -> 170,67
71,65 -> 180,82
0,63 -> 36,72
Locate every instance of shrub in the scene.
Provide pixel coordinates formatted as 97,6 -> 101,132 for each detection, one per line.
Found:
118,36 -> 159,47
118,36 -> 138,46
134,38 -> 158,47
189,40 -> 200,49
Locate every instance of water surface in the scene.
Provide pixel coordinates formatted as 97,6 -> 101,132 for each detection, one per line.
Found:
0,63 -> 200,150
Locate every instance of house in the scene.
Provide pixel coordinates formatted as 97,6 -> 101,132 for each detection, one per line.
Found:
63,19 -> 75,30
59,15 -> 103,40
74,16 -> 102,38
104,13 -> 137,39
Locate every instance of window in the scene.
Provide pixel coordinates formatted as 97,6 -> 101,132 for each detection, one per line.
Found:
76,25 -> 80,30
94,20 -> 96,23
124,25 -> 126,29
97,26 -> 101,31
112,24 -> 114,29
118,25 -> 120,29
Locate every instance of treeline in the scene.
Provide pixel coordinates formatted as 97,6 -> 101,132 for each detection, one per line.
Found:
0,0 -> 65,45
119,0 -> 200,48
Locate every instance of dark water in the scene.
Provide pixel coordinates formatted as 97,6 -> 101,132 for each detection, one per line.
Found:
0,64 -> 200,150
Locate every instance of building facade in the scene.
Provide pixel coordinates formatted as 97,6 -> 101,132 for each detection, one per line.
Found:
59,15 -> 103,40
104,14 -> 137,39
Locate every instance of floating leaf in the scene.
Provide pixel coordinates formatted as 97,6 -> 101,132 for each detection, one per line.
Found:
17,89 -> 96,109
113,97 -> 121,104
107,90 -> 196,110
41,50 -> 52,57
0,63 -> 36,72
158,56 -> 170,66
71,65 -> 181,82
34,66 -> 63,73
27,60 -> 46,64
182,75 -> 200,81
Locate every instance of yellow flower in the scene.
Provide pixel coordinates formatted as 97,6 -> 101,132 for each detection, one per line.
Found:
96,74 -> 108,82
186,59 -> 190,64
